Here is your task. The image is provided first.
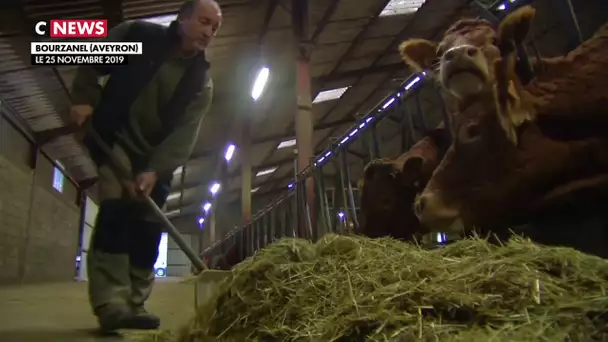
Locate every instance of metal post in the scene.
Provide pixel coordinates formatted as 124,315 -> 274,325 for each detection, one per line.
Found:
336,155 -> 351,230
414,93 -> 428,134
400,99 -> 411,153
291,192 -> 298,237
339,149 -> 359,232
278,201 -> 286,239
263,210 -> 270,246
258,219 -> 263,250
241,118 -> 252,228
209,207 -> 216,244
557,0 -> 583,47
237,228 -> 244,261
369,125 -> 381,158
252,220 -> 258,252
269,206 -> 276,243
247,224 -> 253,256
286,197 -> 292,238
315,167 -> 332,235
293,0 -> 315,240
301,179 -> 314,240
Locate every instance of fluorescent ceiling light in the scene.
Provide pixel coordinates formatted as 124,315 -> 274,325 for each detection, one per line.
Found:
209,182 -> 221,195
251,187 -> 260,193
313,86 -> 349,103
167,192 -> 180,201
224,144 -> 235,161
379,0 -> 427,17
255,167 -> 278,177
198,217 -> 204,225
166,209 -> 180,217
173,166 -> 183,175
139,13 -> 177,26
251,67 -> 270,101
277,138 -> 296,149
203,202 -> 212,212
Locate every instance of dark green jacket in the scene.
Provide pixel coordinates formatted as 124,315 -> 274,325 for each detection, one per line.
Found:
70,20 -> 213,176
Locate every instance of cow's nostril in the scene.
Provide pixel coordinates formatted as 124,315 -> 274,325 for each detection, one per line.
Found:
466,46 -> 478,57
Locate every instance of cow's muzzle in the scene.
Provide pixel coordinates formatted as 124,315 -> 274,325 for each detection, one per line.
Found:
414,191 -> 462,233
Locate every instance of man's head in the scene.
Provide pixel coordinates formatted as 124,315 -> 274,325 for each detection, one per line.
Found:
178,0 -> 222,52
398,6 -> 536,101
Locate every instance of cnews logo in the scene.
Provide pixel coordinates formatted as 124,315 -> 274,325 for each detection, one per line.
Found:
34,20 -> 108,38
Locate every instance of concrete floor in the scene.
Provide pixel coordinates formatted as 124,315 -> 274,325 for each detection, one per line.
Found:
0,277 -> 196,342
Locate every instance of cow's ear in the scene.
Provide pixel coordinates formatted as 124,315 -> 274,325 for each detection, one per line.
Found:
363,159 -> 394,181
493,57 -> 534,146
398,39 -> 438,72
399,156 -> 424,186
497,5 -> 535,56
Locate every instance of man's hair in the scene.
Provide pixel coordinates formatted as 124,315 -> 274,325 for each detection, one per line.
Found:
178,0 -> 220,19
178,0 -> 196,19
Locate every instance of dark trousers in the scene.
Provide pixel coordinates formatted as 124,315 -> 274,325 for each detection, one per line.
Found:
87,144 -> 172,316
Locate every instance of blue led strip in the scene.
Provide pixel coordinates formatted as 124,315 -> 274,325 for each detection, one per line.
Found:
312,73 -> 425,170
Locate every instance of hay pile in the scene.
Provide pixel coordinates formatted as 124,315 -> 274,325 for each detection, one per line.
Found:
144,234 -> 608,341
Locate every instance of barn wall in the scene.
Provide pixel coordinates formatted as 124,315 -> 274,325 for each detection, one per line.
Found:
0,113 -> 81,285
166,232 -> 201,277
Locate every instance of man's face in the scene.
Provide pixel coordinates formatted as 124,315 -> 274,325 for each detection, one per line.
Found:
179,1 -> 222,51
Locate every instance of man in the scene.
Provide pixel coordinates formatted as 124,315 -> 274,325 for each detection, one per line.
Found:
69,0 -> 221,333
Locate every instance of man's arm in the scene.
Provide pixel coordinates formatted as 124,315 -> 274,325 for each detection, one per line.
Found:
148,80 -> 214,175
70,21 -> 134,106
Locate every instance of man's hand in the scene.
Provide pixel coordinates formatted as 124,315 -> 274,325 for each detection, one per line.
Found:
70,104 -> 94,126
135,171 -> 158,197
120,179 -> 139,199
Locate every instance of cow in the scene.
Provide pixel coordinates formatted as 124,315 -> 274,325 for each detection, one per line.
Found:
398,6 -> 536,104
412,20 -> 608,256
357,127 -> 451,241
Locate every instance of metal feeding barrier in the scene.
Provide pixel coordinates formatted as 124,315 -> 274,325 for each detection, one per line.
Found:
200,0 -> 584,268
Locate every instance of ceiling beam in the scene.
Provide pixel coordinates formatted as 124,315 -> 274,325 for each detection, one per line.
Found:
314,62 -> 403,86
102,0 -> 124,28
322,0 -> 393,85
310,0 -> 341,46
34,64 -> 382,145
310,2 -> 475,174
187,116 -> 354,160
254,0 -> 343,186
258,0 -> 281,44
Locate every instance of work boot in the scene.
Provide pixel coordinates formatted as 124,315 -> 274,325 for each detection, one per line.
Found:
97,304 -> 160,333
130,305 -> 161,327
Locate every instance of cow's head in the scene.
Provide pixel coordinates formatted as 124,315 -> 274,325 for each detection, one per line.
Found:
359,158 -> 422,240
359,129 -> 449,240
398,6 -> 536,101
412,47 -> 590,233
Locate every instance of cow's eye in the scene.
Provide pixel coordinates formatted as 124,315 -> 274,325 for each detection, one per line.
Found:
458,122 -> 481,144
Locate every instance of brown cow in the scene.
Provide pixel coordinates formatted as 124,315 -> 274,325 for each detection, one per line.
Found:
398,6 -> 535,102
357,127 -> 450,241
413,21 -> 608,237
